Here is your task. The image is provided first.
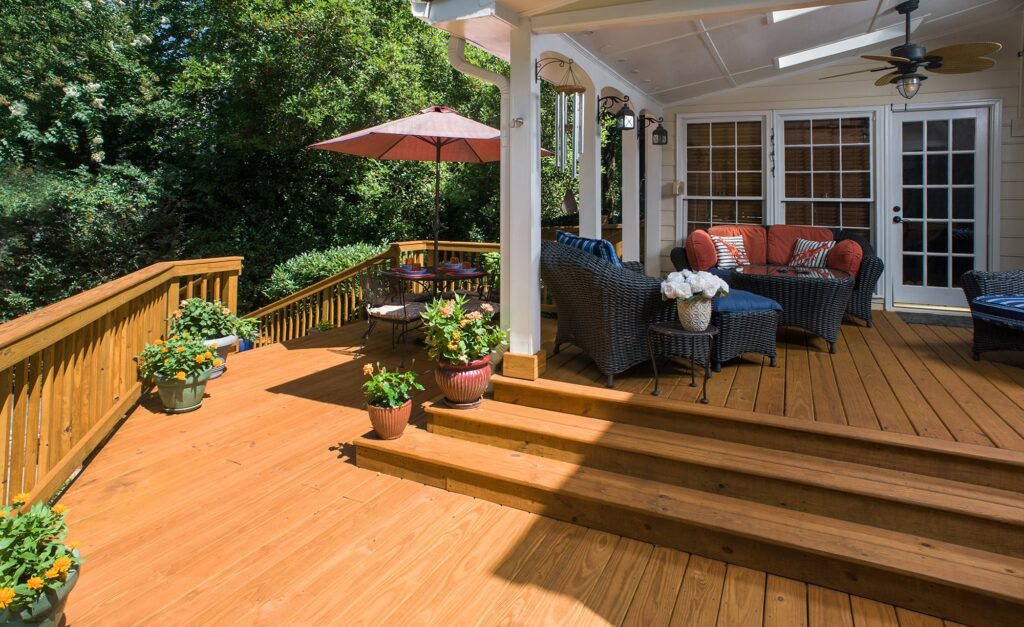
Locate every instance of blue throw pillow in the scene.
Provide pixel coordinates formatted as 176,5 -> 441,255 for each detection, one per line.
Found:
556,230 -> 622,268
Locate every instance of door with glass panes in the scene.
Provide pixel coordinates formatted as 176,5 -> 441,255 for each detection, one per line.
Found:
891,108 -> 988,308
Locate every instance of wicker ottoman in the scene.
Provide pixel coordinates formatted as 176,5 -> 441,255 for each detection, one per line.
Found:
711,289 -> 781,372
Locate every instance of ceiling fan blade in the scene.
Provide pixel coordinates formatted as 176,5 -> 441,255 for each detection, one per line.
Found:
926,42 -> 1002,60
862,54 -> 911,63
927,57 -> 996,74
820,67 -> 892,80
874,71 -> 899,87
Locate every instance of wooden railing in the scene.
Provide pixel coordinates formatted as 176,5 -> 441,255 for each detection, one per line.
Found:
246,240 -> 502,346
0,257 -> 243,505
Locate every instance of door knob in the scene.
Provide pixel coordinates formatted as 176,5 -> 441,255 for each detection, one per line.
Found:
892,205 -> 901,213
893,216 -> 903,224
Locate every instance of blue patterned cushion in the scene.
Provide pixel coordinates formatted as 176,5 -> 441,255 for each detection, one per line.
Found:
556,231 -> 622,267
972,295 -> 1024,330
713,289 -> 782,313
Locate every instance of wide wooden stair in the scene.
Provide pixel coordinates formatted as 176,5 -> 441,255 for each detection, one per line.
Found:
355,376 -> 1024,625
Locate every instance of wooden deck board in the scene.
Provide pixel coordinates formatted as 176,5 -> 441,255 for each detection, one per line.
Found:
55,313 -> 1021,625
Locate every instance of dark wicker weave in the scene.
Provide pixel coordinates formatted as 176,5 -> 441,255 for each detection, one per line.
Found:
711,309 -> 778,371
961,269 -> 1024,360
731,267 -> 853,353
541,240 -> 675,387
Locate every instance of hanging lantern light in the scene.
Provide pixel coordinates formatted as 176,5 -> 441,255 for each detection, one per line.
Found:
597,94 -> 636,132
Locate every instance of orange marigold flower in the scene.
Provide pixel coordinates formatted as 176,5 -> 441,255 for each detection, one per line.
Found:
26,577 -> 43,590
0,510 -> 6,518
204,351 -> 212,359
362,364 -> 374,376
45,567 -> 60,580
195,354 -> 205,364
161,347 -> 169,353
175,346 -> 186,353
12,491 -> 30,504
212,358 -> 223,368
66,541 -> 80,550
51,504 -> 67,515
153,339 -> 163,345
0,588 -> 14,609
175,371 -> 187,381
53,557 -> 72,573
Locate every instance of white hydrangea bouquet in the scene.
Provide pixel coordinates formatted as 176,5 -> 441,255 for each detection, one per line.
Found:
661,270 -> 729,331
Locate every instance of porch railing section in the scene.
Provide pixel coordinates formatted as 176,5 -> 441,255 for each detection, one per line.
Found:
246,240 -> 509,345
0,257 -> 243,505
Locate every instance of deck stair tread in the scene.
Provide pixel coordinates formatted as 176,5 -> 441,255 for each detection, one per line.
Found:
425,400 -> 1024,520
355,428 -> 1024,603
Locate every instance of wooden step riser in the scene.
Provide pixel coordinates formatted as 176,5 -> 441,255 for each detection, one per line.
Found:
427,412 -> 1023,558
355,443 -> 1023,627
492,380 -> 1024,493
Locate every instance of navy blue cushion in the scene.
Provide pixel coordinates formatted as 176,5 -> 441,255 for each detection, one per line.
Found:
972,295 -> 1024,330
556,230 -> 622,268
713,289 -> 782,313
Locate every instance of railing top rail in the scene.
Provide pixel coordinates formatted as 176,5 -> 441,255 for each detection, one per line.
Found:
0,257 -> 242,368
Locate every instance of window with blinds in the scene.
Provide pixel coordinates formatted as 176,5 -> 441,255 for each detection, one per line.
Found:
781,117 -> 873,238
685,120 -> 763,235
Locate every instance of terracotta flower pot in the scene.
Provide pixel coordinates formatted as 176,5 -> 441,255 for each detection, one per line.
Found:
367,400 -> 412,440
435,355 -> 491,409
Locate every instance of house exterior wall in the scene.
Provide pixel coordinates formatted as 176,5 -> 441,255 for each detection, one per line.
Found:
656,26 -> 1024,276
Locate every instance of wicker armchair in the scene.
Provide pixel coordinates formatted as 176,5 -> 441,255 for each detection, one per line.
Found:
541,240 -> 675,387
961,269 -> 1024,360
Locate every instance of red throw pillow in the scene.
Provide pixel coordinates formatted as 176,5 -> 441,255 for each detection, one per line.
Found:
685,230 -> 718,271
827,239 -> 863,277
710,234 -> 749,268
767,225 -> 833,265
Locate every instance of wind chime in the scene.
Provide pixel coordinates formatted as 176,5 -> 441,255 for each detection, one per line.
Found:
536,57 -> 585,176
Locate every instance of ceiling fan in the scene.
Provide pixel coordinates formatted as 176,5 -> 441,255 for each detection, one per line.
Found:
820,0 -> 1001,99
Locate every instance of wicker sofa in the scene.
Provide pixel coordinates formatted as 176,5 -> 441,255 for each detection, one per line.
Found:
541,240 -> 674,387
669,224 -> 884,327
961,269 -> 1024,360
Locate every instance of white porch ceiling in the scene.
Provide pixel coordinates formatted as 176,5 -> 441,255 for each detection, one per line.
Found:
417,0 -> 1020,106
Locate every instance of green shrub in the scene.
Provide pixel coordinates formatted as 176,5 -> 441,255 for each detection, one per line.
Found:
262,243 -> 387,302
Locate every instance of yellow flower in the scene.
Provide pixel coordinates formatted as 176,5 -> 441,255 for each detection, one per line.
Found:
0,510 -> 6,518
161,347 -> 169,353
212,358 -> 223,368
170,335 -> 179,340
26,577 -> 43,590
447,342 -> 458,351
66,541 -> 80,550
44,567 -> 60,580
51,504 -> 67,515
362,364 -> 374,376
175,346 -> 185,353
450,331 -> 461,341
0,588 -> 14,609
53,557 -> 72,573
195,354 -> 205,364
153,339 -> 163,346
12,492 -> 30,504
175,371 -> 186,381
204,351 -> 212,359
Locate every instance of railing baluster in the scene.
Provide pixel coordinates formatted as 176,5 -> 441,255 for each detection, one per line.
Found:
0,365 -> 12,503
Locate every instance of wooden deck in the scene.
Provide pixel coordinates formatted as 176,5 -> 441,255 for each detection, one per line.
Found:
58,314 -> 1021,625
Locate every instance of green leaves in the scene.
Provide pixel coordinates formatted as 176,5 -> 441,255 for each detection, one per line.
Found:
420,294 -> 507,364
136,333 -> 216,380
0,499 -> 80,612
362,364 -> 424,408
170,298 -> 244,340
262,242 -> 386,301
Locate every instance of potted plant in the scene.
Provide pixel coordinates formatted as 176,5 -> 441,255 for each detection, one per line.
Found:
421,295 -> 508,409
661,270 -> 730,332
137,335 -> 218,413
308,320 -> 335,334
0,493 -> 82,627
235,317 -> 260,352
170,299 -> 258,379
362,363 -> 424,439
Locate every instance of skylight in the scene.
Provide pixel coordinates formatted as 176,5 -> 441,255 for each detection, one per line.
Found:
774,16 -> 924,69
769,6 -> 826,23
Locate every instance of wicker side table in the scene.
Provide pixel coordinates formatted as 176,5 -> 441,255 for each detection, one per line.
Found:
731,266 -> 853,353
646,322 -> 718,404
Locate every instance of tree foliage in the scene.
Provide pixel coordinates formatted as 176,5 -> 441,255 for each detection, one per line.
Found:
0,0 -> 595,321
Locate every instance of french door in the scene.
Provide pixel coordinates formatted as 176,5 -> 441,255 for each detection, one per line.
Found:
890,107 -> 989,308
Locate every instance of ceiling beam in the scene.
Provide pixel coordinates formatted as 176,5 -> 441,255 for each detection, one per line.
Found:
530,0 -> 857,34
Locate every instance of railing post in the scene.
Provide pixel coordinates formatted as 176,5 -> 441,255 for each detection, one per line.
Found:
165,279 -> 180,338
223,270 -> 239,313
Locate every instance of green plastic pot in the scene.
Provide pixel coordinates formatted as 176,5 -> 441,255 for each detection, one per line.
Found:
0,565 -> 78,627
155,369 -> 212,413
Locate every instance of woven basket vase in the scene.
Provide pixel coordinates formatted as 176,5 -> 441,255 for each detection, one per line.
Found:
676,299 -> 712,332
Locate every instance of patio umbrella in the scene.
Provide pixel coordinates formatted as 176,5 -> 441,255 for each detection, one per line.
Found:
309,105 -> 549,271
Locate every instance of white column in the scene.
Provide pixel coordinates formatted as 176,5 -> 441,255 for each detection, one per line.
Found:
505,20 -> 542,357
644,121 -> 663,277
621,123 -> 641,263
578,89 -> 602,239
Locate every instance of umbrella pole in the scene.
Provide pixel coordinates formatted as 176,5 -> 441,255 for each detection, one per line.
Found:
433,142 -> 441,281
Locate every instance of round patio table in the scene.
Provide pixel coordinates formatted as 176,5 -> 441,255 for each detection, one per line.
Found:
381,266 -> 486,300
730,265 -> 853,353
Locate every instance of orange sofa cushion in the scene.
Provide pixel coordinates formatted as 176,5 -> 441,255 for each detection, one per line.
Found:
826,238 -> 863,277
767,225 -> 833,265
707,225 -> 767,265
685,229 -> 718,271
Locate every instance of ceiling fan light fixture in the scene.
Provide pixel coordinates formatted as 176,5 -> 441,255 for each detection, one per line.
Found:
895,73 -> 925,99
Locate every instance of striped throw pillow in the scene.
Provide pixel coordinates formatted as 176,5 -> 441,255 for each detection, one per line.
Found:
789,238 -> 836,268
555,231 -> 622,268
710,235 -> 749,269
